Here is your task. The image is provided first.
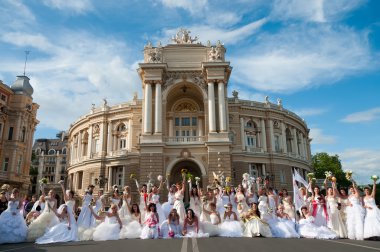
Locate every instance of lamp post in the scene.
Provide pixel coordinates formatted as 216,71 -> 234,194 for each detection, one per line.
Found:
94,175 -> 108,189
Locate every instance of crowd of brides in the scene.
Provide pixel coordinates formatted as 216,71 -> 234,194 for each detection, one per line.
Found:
0,172 -> 379,245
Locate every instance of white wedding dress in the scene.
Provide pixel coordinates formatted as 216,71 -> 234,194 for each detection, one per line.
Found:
0,200 -> 28,244
27,199 -> 59,241
77,194 -> 93,229
242,215 -> 272,237
202,213 -> 221,237
150,194 -> 165,224
326,196 -> 347,238
162,192 -> 175,218
120,214 -> 142,239
118,197 -> 131,220
346,196 -> 365,240
190,196 -> 201,217
363,197 -> 380,238
93,215 -> 121,241
36,202 -> 78,244
298,216 -> 337,239
219,214 -> 242,237
173,191 -> 186,223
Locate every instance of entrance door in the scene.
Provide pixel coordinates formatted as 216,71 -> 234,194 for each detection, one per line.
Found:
169,160 -> 203,204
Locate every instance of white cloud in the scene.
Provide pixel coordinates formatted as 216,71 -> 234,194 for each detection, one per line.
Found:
42,0 -> 94,14
232,25 -> 375,93
0,0 -> 36,30
0,31 -> 140,130
271,0 -> 366,23
161,18 -> 267,45
309,128 -> 336,145
159,0 -> 207,15
339,148 -> 380,184
293,108 -> 327,117
341,107 -> 380,123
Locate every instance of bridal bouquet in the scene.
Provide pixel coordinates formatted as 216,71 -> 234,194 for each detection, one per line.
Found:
345,170 -> 353,181
157,175 -> 163,182
39,178 -> 48,185
324,171 -> 333,180
371,175 -> 379,181
130,173 -> 136,180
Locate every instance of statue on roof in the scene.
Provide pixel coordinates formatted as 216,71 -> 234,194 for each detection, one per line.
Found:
171,28 -> 199,44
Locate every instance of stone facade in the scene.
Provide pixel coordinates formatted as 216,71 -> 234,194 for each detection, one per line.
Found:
67,30 -> 312,200
0,76 -> 39,195
30,132 -> 68,201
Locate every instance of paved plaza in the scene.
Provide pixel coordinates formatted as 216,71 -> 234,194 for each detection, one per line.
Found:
1,238 -> 380,252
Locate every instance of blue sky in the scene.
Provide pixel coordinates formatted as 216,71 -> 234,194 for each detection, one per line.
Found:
0,0 -> 379,184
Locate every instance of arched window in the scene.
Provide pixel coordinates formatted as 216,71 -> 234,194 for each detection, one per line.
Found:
245,120 -> 257,149
21,127 -> 26,142
48,149 -> 56,155
116,123 -> 127,150
62,147 -> 67,155
286,128 -> 292,153
36,148 -> 41,155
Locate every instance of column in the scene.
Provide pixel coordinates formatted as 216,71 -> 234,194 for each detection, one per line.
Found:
269,119 -> 275,152
122,166 -> 126,187
292,128 -> 297,154
262,164 -> 266,176
198,118 -> 203,136
87,125 -> 93,158
208,82 -> 216,132
108,167 -> 112,192
240,117 -> 245,151
218,81 -> 227,132
154,82 -> 162,134
107,121 -> 113,154
260,119 -> 267,152
168,118 -> 173,137
128,119 -> 133,151
281,122 -> 287,153
143,83 -> 152,134
77,132 -> 82,160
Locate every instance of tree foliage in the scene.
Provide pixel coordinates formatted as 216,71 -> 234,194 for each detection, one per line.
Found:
311,152 -> 351,188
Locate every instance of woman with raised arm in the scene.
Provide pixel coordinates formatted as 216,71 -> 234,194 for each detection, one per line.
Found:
162,183 -> 176,218
36,203 -> 78,244
148,177 -> 165,224
326,182 -> 347,238
346,181 -> 365,240
77,185 -> 95,230
0,188 -> 28,244
173,174 -> 186,223
58,180 -> 76,222
202,202 -> 221,237
337,187 -> 349,226
134,178 -> 148,220
27,189 -> 59,241
109,188 -> 122,211
257,187 -> 271,222
363,178 -> 380,239
119,186 -> 132,220
91,203 -> 122,241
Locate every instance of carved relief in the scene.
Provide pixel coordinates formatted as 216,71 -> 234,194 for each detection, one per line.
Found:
174,102 -> 197,112
171,28 -> 199,44
163,71 -> 206,92
144,47 -> 162,63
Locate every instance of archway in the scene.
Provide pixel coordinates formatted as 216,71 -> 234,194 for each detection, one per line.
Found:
169,159 -> 204,204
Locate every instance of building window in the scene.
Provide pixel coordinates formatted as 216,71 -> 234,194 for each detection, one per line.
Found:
246,135 -> 256,147
16,156 -> 22,173
89,172 -> 94,185
1,94 -> 7,101
274,135 -> 280,152
94,139 -> 100,153
280,169 -> 286,184
2,157 -> 9,171
120,139 -> 126,149
48,149 -> 55,155
8,127 -> 13,140
249,164 -> 258,177
77,172 -> 83,190
21,127 -> 26,142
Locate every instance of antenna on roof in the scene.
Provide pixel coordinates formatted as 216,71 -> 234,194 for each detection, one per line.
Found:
23,50 -> 30,76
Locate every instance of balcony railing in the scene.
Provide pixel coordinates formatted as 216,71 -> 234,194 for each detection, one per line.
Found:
109,149 -> 128,157
164,136 -> 206,144
245,146 -> 264,153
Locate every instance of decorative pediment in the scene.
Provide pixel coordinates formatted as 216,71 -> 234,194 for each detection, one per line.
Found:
174,102 -> 197,112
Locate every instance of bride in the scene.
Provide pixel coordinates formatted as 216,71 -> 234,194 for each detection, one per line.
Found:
346,181 -> 365,240
27,189 -> 59,241
36,203 -> 78,244
0,188 -> 28,244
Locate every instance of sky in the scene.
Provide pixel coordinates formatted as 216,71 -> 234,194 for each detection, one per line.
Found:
0,0 -> 379,184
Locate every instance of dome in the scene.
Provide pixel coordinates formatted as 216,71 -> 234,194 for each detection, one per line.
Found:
10,75 -> 34,96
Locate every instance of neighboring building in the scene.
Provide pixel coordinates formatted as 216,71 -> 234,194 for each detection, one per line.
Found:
31,132 -> 68,201
67,30 -> 312,199
0,76 -> 39,195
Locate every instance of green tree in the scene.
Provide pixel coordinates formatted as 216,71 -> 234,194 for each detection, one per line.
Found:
311,152 -> 351,188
